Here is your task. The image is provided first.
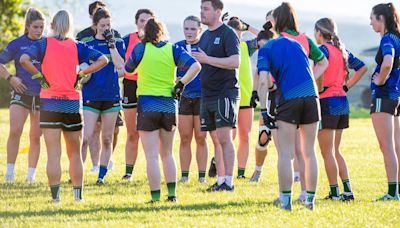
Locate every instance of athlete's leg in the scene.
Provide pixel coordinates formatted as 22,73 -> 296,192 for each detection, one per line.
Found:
178,114 -> 194,180
43,128 -> 62,185
193,115 -> 208,178
27,110 -> 41,181
318,129 -> 340,195
123,108 -> 139,177
160,128 -> 177,198
300,122 -> 320,203
140,130 -> 161,200
372,113 -> 398,191
82,110 -> 100,164
88,122 -> 101,168
237,108 -> 253,177
98,111 -> 118,180
64,130 -> 83,191
6,105 -> 29,180
216,126 -> 236,187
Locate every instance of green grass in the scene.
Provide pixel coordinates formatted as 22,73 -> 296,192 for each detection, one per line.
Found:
0,108 -> 398,227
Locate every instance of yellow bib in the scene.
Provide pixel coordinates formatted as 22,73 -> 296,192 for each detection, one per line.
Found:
239,41 -> 253,107
137,42 -> 176,97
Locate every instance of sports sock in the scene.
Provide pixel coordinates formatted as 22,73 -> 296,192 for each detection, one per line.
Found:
225,176 -> 233,187
342,179 -> 352,193
330,184 -> 340,197
217,176 -> 225,185
6,163 -> 15,176
181,171 -> 189,178
98,165 -> 108,180
125,164 -> 134,175
255,165 -> 263,172
167,182 -> 176,197
73,186 -> 83,200
27,167 -> 36,180
238,168 -> 245,177
50,184 -> 60,201
306,191 -> 316,205
388,182 -> 397,197
198,171 -> 206,179
280,191 -> 292,207
151,190 -> 160,201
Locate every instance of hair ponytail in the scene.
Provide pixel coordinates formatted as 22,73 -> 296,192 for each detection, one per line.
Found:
315,18 -> 349,79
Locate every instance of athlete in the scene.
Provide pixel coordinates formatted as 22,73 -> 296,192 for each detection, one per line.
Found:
273,2 -> 328,204
80,8 -> 125,185
125,18 -> 201,202
249,28 -> 277,184
369,2 -> 400,201
0,8 -> 45,184
314,17 -> 367,201
20,10 -> 108,202
121,8 -> 154,181
175,15 -> 209,184
194,0 -> 240,192
77,1 -> 123,173
227,16 -> 259,179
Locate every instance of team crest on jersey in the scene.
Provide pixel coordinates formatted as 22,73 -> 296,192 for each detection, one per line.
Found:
214,37 -> 220,45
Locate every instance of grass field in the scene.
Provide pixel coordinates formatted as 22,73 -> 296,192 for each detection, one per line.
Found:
0,108 -> 399,227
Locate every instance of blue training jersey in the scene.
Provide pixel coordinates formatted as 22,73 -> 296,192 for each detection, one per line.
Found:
257,36 -> 318,104
175,40 -> 201,98
0,34 -> 45,96
125,41 -> 197,113
371,33 -> 400,100
81,37 -> 126,101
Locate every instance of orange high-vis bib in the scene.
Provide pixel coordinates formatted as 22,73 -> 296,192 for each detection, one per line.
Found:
124,32 -> 140,80
281,32 -> 310,56
319,43 -> 347,99
41,37 -> 79,100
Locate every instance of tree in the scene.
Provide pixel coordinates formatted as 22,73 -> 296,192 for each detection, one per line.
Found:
0,0 -> 30,107
0,0 -> 30,49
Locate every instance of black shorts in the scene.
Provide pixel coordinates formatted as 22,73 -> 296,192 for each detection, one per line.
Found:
40,110 -> 82,131
137,112 -> 177,131
268,90 -> 277,116
200,98 -> 239,131
83,100 -> 122,113
122,79 -> 138,109
96,111 -> 124,127
10,91 -> 40,110
370,98 -> 400,116
179,96 -> 201,115
320,114 -> 349,129
276,97 -> 320,125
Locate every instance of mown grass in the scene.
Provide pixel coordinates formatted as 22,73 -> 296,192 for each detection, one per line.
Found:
0,108 -> 398,227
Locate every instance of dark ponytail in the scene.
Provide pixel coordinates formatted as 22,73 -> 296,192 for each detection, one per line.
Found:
372,2 -> 400,36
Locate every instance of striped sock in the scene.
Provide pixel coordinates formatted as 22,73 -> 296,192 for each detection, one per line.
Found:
151,190 -> 161,201
167,182 -> 177,197
198,171 -> 206,179
73,186 -> 83,201
50,184 -> 60,201
330,184 -> 340,197
306,191 -> 316,205
342,179 -> 352,193
98,165 -> 108,180
388,182 -> 397,197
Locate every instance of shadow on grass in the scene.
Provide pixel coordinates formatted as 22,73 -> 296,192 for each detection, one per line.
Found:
0,200 -> 274,219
